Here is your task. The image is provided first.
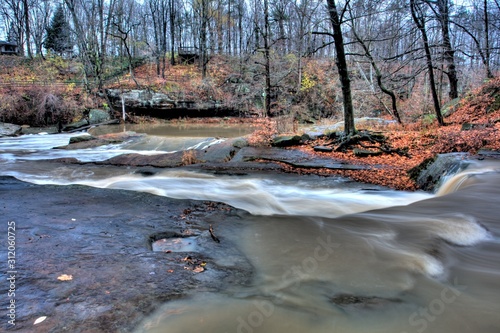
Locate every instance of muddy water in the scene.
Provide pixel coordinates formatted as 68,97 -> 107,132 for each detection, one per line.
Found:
132,165 -> 500,333
1,132 -> 500,333
89,122 -> 255,138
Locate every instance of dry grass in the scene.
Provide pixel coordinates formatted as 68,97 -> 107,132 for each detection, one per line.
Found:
181,150 -> 199,165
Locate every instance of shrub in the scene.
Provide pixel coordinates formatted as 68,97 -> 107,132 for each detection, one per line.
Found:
181,150 -> 199,165
0,85 -> 82,126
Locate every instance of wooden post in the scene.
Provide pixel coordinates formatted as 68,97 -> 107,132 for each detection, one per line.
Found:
121,94 -> 126,122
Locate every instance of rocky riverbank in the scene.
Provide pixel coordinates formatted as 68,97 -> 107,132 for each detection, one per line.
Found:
0,176 -> 252,332
1,125 -> 498,332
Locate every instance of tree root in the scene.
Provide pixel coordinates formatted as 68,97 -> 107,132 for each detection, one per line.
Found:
329,130 -> 410,157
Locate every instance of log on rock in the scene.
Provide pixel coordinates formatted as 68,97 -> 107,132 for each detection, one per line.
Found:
353,148 -> 383,157
65,119 -> 120,133
314,146 -> 333,152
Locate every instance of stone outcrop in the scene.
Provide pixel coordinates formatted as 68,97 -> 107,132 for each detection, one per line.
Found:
0,122 -> 22,137
0,176 -> 251,332
106,89 -> 242,119
107,89 -> 176,110
408,153 -> 470,191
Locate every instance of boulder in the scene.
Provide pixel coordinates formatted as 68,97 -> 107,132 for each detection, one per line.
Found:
442,98 -> 461,117
303,117 -> 395,138
271,135 -> 303,147
0,122 -> 22,137
69,135 -> 96,144
408,153 -> 470,191
62,119 -> 89,132
88,109 -> 111,124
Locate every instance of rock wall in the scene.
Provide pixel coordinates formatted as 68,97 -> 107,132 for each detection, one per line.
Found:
106,89 -> 244,119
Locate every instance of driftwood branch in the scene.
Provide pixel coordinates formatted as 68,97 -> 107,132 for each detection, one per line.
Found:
65,119 -> 120,133
209,224 -> 220,243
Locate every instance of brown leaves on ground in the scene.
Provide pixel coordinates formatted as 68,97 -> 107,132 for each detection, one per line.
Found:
294,78 -> 500,191
182,256 -> 206,274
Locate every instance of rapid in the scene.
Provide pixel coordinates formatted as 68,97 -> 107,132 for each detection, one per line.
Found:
1,128 -> 499,333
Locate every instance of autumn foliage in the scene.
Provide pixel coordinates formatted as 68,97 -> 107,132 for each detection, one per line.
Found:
288,77 -> 500,190
1,56 -> 499,190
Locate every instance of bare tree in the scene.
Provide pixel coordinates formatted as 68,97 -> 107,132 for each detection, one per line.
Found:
326,0 -> 356,135
148,0 -> 168,76
110,19 -> 141,87
64,0 -> 117,93
427,0 -> 458,99
2,0 -> 25,55
22,0 -> 32,58
410,0 -> 444,126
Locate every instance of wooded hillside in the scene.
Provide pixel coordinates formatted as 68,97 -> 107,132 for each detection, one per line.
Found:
1,0 -> 499,127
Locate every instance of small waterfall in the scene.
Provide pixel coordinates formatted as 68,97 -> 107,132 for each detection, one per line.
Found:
435,160 -> 499,196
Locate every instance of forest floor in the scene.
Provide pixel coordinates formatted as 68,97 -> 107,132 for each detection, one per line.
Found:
249,77 -> 500,190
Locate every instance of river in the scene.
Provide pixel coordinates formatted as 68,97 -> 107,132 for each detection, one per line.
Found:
1,127 -> 499,333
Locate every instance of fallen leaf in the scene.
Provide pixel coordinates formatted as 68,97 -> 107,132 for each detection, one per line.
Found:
57,274 -> 73,281
34,316 -> 47,325
193,266 -> 204,273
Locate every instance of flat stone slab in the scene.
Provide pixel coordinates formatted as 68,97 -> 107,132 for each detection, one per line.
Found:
58,136 -> 376,173
0,176 -> 251,332
231,147 -> 374,170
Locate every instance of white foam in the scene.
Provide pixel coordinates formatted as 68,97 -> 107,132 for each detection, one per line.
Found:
425,213 -> 490,246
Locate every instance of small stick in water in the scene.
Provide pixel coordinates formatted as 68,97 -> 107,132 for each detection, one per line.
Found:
209,224 -> 220,243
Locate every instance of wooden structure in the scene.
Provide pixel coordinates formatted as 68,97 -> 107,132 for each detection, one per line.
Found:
178,46 -> 199,64
0,41 -> 19,55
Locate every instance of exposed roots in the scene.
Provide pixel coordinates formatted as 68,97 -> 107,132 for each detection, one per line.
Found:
329,130 -> 410,157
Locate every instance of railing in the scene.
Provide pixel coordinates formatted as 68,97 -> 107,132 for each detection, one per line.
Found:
178,47 -> 198,55
0,80 -> 85,87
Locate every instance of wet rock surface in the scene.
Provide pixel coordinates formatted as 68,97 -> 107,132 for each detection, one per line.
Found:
409,153 -> 470,191
85,138 -> 373,173
0,176 -> 252,332
0,122 -> 22,137
330,294 -> 402,309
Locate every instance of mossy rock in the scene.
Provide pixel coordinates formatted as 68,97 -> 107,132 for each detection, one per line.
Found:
408,153 -> 470,191
88,109 -> 111,124
271,135 -> 303,147
487,93 -> 500,113
69,135 -> 97,144
442,98 -> 461,117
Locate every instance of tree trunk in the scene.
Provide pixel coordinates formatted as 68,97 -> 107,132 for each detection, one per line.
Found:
169,0 -> 176,65
22,0 -> 32,58
200,0 -> 208,79
436,0 -> 458,99
351,25 -> 402,124
326,0 -> 356,135
483,0 -> 493,78
411,0 -> 444,126
263,0 -> 272,117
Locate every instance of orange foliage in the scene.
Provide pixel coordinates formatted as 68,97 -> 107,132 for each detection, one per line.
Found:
290,77 -> 500,190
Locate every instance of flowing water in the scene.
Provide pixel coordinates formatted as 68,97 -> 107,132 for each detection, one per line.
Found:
1,130 -> 500,333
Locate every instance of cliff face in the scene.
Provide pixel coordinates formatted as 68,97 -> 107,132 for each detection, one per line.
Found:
106,89 -> 244,119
